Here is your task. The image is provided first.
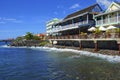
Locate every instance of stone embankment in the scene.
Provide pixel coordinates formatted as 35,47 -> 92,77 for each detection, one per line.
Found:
10,40 -> 41,47
46,44 -> 120,56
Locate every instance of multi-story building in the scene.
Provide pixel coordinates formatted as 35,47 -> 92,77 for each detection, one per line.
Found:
46,18 -> 61,36
46,2 -> 120,52
94,1 -> 120,28
50,4 -> 102,39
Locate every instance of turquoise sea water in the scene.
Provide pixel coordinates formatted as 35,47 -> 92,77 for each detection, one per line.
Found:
0,42 -> 120,80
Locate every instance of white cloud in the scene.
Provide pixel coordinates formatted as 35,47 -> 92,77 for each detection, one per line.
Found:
3,18 -> 16,21
0,30 -> 25,33
13,20 -> 23,23
0,17 -> 22,24
63,11 -> 66,15
69,4 -> 80,9
53,12 -> 58,15
0,21 -> 6,24
57,5 -> 64,9
96,0 -> 112,8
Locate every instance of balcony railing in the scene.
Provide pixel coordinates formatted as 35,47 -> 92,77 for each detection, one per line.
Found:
49,32 -> 120,40
51,20 -> 94,32
96,16 -> 120,26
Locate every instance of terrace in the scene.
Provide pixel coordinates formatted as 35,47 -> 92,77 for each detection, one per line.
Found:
49,30 -> 120,40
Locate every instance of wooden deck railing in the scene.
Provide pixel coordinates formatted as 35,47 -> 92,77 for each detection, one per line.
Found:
49,33 -> 120,39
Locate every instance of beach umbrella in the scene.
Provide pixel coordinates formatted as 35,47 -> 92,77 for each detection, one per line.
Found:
53,41 -> 57,44
88,27 -> 96,31
99,26 -> 107,31
106,25 -> 117,30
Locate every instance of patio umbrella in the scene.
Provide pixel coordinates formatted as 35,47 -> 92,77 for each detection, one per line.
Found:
99,26 -> 107,31
53,41 -> 57,44
106,25 -> 117,30
88,27 -> 96,31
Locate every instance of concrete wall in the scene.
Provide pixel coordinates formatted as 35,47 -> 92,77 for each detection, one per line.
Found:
56,40 -> 119,50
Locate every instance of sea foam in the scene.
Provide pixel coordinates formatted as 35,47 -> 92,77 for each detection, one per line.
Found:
1,45 -> 120,63
30,46 -> 120,63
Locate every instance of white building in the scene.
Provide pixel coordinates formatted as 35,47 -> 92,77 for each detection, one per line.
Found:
46,18 -> 61,36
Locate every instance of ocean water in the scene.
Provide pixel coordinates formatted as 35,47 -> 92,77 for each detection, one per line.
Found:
0,42 -> 120,80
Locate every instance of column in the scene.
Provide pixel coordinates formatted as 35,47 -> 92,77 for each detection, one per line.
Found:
94,40 -> 98,52
87,13 -> 89,24
51,40 -> 54,47
117,12 -> 119,23
79,41 -> 82,50
64,41 -> 66,48
72,41 -> 74,47
79,28 -> 81,39
117,42 -> 120,54
72,19 -> 74,26
101,16 -> 103,24
67,31 -> 70,39
108,14 -> 110,24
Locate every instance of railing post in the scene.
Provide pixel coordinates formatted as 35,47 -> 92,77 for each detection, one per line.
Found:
117,12 -> 119,23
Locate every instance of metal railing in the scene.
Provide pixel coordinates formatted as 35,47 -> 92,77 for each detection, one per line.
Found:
49,33 -> 120,40
51,20 -> 94,32
96,16 -> 120,25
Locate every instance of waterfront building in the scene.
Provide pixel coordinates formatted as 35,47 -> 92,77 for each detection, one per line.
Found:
46,18 -> 61,36
94,1 -> 120,39
94,1 -> 120,30
50,4 -> 102,39
47,2 -> 120,53
36,33 -> 46,40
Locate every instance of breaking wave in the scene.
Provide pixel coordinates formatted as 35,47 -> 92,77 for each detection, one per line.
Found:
1,45 -> 120,63
30,47 -> 120,63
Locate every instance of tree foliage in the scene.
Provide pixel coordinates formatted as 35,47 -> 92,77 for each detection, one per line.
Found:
24,32 -> 40,40
24,32 -> 34,40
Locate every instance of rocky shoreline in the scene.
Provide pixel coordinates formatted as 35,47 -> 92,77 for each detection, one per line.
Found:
8,41 -> 120,56
9,40 -> 45,47
45,44 -> 120,56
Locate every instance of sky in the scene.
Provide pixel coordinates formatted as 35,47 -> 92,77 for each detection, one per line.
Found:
0,0 -> 118,39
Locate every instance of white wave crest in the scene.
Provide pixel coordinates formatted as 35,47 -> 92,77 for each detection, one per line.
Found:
1,45 -> 120,63
0,45 -> 28,48
30,46 -> 120,63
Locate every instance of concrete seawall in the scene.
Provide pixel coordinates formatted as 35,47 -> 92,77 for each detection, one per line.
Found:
50,39 -> 120,54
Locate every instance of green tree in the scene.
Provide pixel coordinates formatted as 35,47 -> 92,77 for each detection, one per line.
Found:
16,37 -> 23,41
24,32 -> 34,40
33,36 -> 40,40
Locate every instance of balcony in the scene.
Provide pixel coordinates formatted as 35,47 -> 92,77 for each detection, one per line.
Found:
49,32 -> 120,40
51,20 -> 94,32
96,16 -> 120,26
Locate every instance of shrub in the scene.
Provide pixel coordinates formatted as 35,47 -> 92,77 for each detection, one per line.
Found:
39,41 -> 49,46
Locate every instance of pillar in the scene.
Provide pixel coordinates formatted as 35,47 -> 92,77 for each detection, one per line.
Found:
51,40 -> 54,47
64,41 -> 66,48
79,28 -> 81,39
117,12 -> 119,23
117,42 -> 120,54
101,16 -> 103,24
87,13 -> 89,23
94,40 -> 98,52
79,41 -> 82,50
67,31 -> 70,39
108,14 -> 110,23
